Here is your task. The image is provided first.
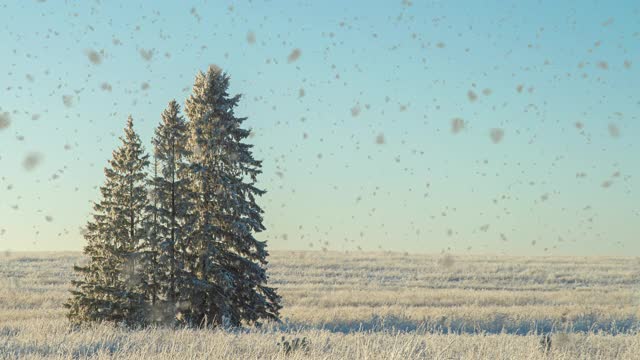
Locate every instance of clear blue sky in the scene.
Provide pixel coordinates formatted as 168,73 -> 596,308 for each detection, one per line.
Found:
0,0 -> 638,255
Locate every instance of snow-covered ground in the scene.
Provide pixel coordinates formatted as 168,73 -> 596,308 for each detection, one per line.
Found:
1,251 -> 639,359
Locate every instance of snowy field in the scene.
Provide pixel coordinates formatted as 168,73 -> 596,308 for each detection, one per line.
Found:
1,251 -> 639,359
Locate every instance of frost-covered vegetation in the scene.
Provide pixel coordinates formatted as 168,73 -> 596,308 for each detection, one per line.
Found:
66,66 -> 280,328
1,251 -> 639,359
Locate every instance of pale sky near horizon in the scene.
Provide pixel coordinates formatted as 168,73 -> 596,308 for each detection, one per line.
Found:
0,0 -> 638,255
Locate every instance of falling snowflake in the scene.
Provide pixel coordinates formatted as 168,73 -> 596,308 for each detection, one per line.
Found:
23,153 -> 43,171
139,49 -> 154,61
85,49 -> 102,65
490,128 -> 504,143
101,82 -> 112,91
608,123 -> 620,138
351,104 -> 361,117
247,31 -> 256,44
287,48 -> 301,63
62,95 -> 74,107
451,118 -> 465,134
0,112 -> 10,130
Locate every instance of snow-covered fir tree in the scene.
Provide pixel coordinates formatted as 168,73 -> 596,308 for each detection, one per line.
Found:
141,155 -> 163,320
144,100 -> 196,325
66,116 -> 150,326
183,65 -> 281,327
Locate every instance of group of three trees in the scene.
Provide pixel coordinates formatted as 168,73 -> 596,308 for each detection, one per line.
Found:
65,66 -> 281,328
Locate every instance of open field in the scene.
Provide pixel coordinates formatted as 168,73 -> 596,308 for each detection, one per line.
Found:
1,251 -> 639,359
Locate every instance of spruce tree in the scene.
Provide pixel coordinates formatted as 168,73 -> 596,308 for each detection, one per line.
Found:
183,66 -> 281,327
145,100 -> 196,325
141,155 -> 163,321
65,116 -> 150,326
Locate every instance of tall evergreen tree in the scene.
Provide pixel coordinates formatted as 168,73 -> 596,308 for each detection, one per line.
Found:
65,116 -> 150,326
183,66 -> 281,327
141,155 -> 163,320
145,100 -> 196,325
